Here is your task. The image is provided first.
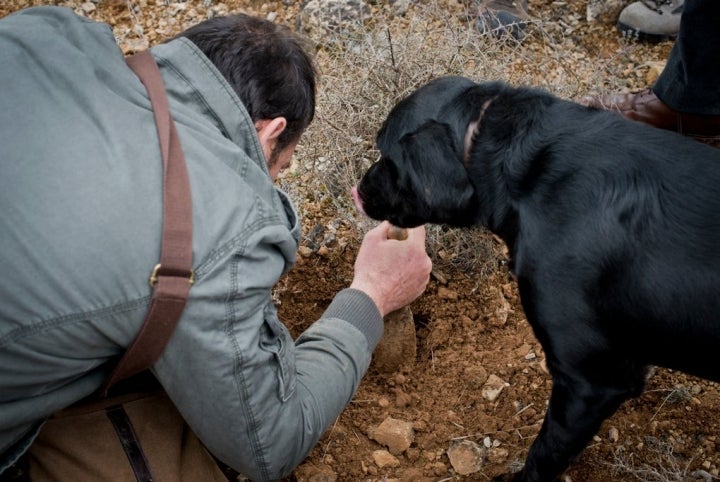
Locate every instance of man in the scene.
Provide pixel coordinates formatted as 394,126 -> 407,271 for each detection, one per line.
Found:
0,7 -> 432,481
584,0 -> 720,146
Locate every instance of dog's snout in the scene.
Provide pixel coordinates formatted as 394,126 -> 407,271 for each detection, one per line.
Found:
351,186 -> 365,215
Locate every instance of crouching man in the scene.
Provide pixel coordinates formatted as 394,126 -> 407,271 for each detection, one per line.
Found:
0,7 -> 431,481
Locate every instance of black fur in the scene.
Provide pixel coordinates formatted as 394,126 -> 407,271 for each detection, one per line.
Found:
355,76 -> 720,482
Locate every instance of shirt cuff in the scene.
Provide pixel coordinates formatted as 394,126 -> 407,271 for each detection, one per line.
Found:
321,288 -> 383,350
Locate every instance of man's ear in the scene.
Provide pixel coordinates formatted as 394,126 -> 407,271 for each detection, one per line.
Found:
255,117 -> 287,159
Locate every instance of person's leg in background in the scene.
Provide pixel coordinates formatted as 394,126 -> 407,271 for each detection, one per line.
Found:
584,0 -> 720,144
652,0 -> 720,116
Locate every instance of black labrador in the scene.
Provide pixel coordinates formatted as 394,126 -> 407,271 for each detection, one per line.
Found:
353,76 -> 720,482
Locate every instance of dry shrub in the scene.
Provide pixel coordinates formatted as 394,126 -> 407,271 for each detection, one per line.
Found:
282,0 -> 641,275
607,437 -> 701,482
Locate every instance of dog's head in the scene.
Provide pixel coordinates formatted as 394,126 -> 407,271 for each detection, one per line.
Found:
353,76 -> 492,228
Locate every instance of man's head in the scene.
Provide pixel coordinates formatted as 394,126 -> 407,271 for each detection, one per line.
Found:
175,14 -> 317,178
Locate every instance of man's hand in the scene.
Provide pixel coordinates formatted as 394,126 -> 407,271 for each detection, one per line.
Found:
350,221 -> 432,317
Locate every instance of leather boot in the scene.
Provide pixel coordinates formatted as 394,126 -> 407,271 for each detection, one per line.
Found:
582,88 -> 720,146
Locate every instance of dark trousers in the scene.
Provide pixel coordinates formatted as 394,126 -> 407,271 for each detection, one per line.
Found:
654,0 -> 720,115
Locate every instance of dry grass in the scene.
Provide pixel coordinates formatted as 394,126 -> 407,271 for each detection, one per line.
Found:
607,437 -> 702,482
282,0 -> 645,275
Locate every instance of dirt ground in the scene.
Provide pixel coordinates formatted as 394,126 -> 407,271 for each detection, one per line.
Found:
3,0 -> 718,480
277,3 -> 720,482
282,227 -> 720,482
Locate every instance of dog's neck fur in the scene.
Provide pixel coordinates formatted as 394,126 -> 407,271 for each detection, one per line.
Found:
462,92 -> 521,251
463,96 -> 496,168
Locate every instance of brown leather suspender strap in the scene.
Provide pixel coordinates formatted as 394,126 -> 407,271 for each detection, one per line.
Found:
102,50 -> 194,396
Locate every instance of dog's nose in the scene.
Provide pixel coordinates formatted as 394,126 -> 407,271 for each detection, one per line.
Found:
351,186 -> 365,215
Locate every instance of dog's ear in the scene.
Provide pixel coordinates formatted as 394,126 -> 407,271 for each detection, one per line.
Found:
396,120 -> 477,225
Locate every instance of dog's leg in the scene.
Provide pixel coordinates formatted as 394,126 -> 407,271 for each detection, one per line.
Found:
495,361 -> 646,482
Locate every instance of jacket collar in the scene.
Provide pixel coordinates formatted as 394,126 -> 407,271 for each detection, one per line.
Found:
149,38 -> 268,176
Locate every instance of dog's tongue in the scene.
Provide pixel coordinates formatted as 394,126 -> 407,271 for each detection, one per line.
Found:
351,186 -> 366,215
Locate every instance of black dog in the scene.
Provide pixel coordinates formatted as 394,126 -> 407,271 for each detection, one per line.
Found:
353,76 -> 720,482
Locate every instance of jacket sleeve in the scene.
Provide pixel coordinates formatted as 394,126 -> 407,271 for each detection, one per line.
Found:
153,221 -> 383,481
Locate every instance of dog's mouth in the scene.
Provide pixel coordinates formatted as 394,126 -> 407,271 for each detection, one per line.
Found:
463,96 -> 496,167
352,178 -> 418,228
351,186 -> 365,215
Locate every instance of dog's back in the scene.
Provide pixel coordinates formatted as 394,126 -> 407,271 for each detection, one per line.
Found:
491,97 -> 720,381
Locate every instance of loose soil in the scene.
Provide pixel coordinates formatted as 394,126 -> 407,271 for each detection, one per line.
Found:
283,230 -> 720,482
3,0 -> 718,480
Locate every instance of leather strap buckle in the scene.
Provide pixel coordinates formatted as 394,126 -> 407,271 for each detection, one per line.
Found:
149,263 -> 195,287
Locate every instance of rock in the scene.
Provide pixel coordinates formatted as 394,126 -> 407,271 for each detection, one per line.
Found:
298,0 -> 371,40
482,374 -> 509,402
372,306 -> 416,373
437,286 -> 458,300
372,449 -> 401,468
399,467 -> 426,481
490,291 -> 512,326
388,0 -> 411,16
421,449 -> 437,461
586,0 -> 625,24
516,343 -> 532,358
487,447 -> 509,464
430,461 -> 448,476
168,2 -> 186,17
394,388 -> 412,408
293,462 -> 337,482
691,470 -> 714,482
80,2 -> 96,14
412,420 -> 427,432
447,439 -> 485,476
370,417 -> 415,455
464,365 -> 489,388
431,269 -> 448,285
124,38 -> 150,53
645,61 -> 666,85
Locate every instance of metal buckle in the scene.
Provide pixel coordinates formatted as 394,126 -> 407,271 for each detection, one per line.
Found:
149,263 -> 195,287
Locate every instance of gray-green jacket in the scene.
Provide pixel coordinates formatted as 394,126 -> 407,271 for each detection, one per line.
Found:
0,7 -> 383,481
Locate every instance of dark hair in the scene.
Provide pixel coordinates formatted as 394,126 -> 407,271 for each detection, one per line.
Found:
175,14 -> 317,152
